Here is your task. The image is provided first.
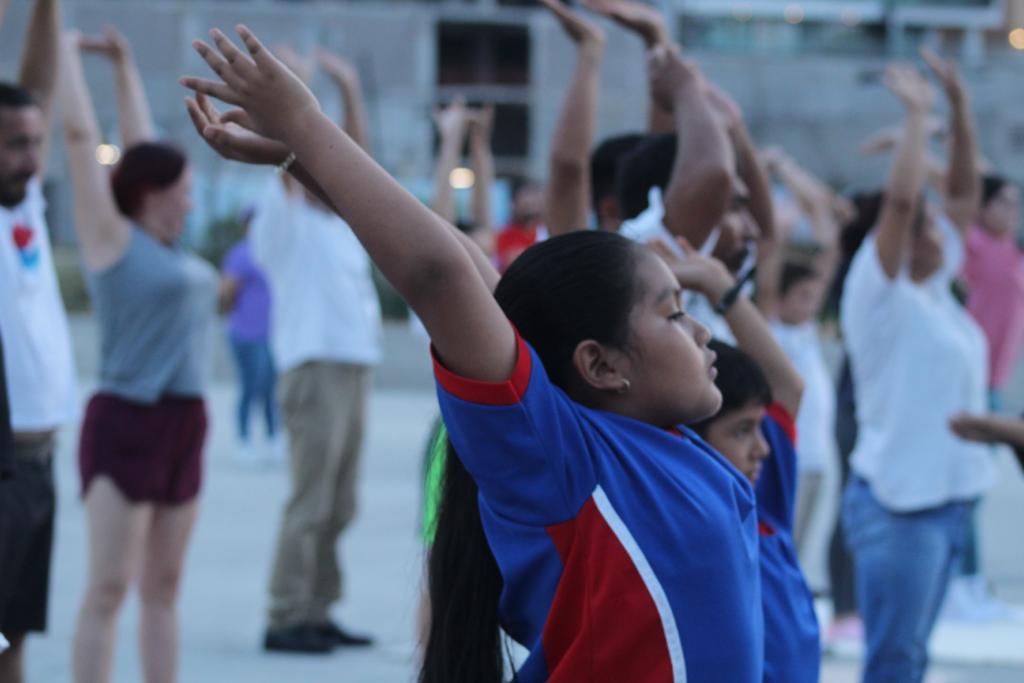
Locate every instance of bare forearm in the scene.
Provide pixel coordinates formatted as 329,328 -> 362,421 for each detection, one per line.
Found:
470,131 -> 494,234
58,40 -> 127,267
432,129 -> 464,225
0,0 -> 10,31
876,111 -> 928,277
724,295 -> 804,415
335,76 -> 370,153
114,52 -> 156,147
981,416 -> 1024,451
546,43 -> 602,235
18,0 -> 61,117
648,101 -> 675,134
663,82 -> 735,248
732,124 -> 774,242
944,95 -> 980,228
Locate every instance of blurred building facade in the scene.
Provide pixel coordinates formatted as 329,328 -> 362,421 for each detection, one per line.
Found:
1,0 -> 1023,242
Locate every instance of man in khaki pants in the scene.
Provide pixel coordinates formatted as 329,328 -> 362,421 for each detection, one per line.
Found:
249,48 -> 382,654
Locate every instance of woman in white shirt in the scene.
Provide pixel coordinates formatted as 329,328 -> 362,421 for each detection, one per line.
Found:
839,56 -> 993,683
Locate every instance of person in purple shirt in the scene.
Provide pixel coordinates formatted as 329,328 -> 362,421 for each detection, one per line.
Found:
220,212 -> 279,462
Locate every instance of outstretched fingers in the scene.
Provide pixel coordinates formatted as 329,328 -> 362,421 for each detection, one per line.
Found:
235,25 -> 277,71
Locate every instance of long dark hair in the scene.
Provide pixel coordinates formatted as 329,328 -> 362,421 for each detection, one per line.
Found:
420,231 -> 644,683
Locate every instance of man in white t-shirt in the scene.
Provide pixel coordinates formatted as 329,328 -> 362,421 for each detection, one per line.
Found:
615,48 -> 771,341
247,49 -> 383,655
0,2 -> 77,680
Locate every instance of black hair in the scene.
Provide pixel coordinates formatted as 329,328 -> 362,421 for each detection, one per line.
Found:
590,133 -> 645,215
780,261 -> 819,297
691,340 -> 772,438
0,82 -> 36,110
616,134 -> 676,221
981,174 -> 1010,208
420,231 -> 645,683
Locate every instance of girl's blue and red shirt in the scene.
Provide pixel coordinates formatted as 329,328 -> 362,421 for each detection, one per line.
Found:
433,332 -> 764,682
757,405 -> 822,683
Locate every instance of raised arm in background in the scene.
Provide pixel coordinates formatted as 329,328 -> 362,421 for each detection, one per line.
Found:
540,0 -> 605,236
57,32 -> 131,271
17,0 -> 62,174
653,238 -> 804,416
0,0 -> 9,30
921,47 -> 979,234
79,25 -> 155,146
468,105 -> 495,256
648,44 -> 734,250
706,82 -> 775,246
180,29 -> 509,360
317,49 -> 371,154
757,147 -> 840,320
583,0 -> 673,134
874,65 -> 933,280
431,98 -> 469,226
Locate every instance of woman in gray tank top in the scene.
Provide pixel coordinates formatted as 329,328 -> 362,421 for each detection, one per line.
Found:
58,29 -> 216,683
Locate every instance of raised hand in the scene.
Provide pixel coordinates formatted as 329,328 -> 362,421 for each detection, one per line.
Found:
78,24 -> 131,63
539,0 -> 605,51
648,236 -> 734,302
185,91 -> 290,166
920,47 -> 965,105
433,97 -> 469,140
883,64 -> 934,115
647,43 -> 702,113
468,104 -> 495,141
582,0 -> 669,48
180,26 -> 320,143
316,49 -> 360,88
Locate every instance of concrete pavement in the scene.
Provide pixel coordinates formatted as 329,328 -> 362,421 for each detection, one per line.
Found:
17,318 -> 1024,682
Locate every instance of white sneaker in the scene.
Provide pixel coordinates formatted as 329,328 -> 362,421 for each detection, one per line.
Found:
942,575 -> 1017,622
234,439 -> 262,466
264,433 -> 288,466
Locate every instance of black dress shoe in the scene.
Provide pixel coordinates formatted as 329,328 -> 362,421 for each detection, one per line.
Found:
314,620 -> 374,647
263,623 -> 334,654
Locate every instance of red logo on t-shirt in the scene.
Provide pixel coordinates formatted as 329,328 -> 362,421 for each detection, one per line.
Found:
12,224 -> 34,249
11,223 -> 40,269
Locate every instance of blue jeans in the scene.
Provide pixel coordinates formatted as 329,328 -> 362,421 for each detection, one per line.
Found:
842,477 -> 973,683
229,336 -> 278,440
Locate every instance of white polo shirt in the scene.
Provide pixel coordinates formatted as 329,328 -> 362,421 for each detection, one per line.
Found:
839,222 -> 994,512
0,179 -> 77,431
769,321 -> 835,473
250,177 -> 381,373
619,187 -> 734,343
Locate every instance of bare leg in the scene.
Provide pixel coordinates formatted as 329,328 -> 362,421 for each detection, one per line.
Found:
72,478 -> 152,683
0,633 -> 25,683
138,501 -> 198,683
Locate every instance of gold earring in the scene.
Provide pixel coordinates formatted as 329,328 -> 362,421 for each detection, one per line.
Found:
618,379 -> 631,394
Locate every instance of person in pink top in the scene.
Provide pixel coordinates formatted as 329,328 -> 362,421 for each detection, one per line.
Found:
962,175 -> 1023,408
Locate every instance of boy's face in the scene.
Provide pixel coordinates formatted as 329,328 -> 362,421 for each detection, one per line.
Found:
703,402 -> 771,484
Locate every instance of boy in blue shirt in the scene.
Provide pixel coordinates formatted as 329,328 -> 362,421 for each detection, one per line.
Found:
655,238 -> 821,683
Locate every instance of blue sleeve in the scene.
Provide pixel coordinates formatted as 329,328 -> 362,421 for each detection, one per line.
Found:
222,243 -> 244,277
433,332 -> 597,526
756,404 -> 798,532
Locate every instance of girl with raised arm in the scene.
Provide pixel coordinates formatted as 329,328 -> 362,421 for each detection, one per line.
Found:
838,58 -> 991,683
183,25 -> 764,683
59,27 -> 217,683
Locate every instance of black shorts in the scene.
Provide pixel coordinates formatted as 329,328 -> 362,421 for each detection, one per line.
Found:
0,438 -> 56,634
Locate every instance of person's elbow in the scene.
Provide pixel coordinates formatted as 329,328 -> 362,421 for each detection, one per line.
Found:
663,164 -> 733,242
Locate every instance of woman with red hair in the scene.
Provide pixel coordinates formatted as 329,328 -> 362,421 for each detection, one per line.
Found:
58,27 -> 216,683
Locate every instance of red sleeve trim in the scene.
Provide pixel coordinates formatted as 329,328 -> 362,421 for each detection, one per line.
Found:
432,328 -> 533,406
766,403 -> 797,446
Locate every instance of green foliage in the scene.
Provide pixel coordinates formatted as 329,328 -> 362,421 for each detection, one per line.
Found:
198,213 -> 248,269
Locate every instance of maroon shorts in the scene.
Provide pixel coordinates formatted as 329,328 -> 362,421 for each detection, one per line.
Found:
79,393 -> 208,504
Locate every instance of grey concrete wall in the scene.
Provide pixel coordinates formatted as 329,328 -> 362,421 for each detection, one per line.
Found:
2,0 -> 1023,240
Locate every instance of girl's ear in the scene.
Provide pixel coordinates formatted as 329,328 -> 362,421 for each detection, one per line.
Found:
571,340 -> 629,393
